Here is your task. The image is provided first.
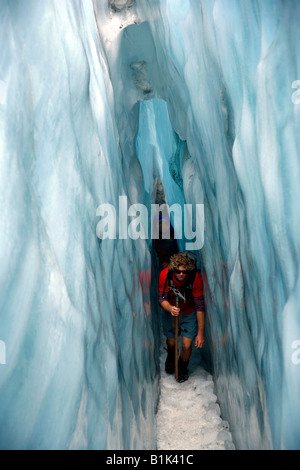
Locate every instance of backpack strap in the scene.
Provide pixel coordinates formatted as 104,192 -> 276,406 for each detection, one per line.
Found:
186,269 -> 197,290
162,270 -> 173,300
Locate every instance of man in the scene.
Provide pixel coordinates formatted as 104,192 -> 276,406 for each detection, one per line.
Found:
158,252 -> 205,382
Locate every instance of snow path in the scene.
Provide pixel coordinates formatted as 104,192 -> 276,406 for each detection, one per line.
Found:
156,340 -> 235,450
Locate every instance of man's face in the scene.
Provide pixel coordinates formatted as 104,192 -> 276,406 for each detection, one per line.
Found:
173,265 -> 189,282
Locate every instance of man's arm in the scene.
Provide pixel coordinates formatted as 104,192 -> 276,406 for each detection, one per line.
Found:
195,310 -> 205,348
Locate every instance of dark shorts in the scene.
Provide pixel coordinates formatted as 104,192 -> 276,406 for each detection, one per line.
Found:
162,310 -> 197,339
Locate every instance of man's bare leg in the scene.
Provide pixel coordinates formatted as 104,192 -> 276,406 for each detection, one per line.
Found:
177,336 -> 192,382
165,337 -> 175,374
181,336 -> 193,361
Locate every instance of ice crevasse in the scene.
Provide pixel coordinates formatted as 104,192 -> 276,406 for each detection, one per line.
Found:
0,0 -> 300,450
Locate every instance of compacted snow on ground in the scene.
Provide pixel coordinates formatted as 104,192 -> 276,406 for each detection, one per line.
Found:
156,340 -> 235,451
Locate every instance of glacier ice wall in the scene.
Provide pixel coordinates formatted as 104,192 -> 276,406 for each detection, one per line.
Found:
0,0 -> 159,450
1,0 -> 300,451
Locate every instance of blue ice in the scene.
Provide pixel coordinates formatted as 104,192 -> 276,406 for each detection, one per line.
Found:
0,0 -> 300,450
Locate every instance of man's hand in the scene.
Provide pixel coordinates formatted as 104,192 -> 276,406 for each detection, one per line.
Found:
195,333 -> 205,348
170,306 -> 181,316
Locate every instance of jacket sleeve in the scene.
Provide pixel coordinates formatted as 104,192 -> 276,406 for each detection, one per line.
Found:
193,273 -> 205,311
158,291 -> 168,305
158,268 -> 169,305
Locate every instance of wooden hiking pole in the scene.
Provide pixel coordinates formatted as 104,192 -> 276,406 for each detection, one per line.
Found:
174,296 -> 179,380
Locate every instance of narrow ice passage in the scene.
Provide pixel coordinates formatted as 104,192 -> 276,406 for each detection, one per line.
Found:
1,0 -> 300,451
136,98 -> 235,450
156,339 -> 235,450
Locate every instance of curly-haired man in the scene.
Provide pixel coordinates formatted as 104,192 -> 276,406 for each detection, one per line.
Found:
158,252 -> 205,382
